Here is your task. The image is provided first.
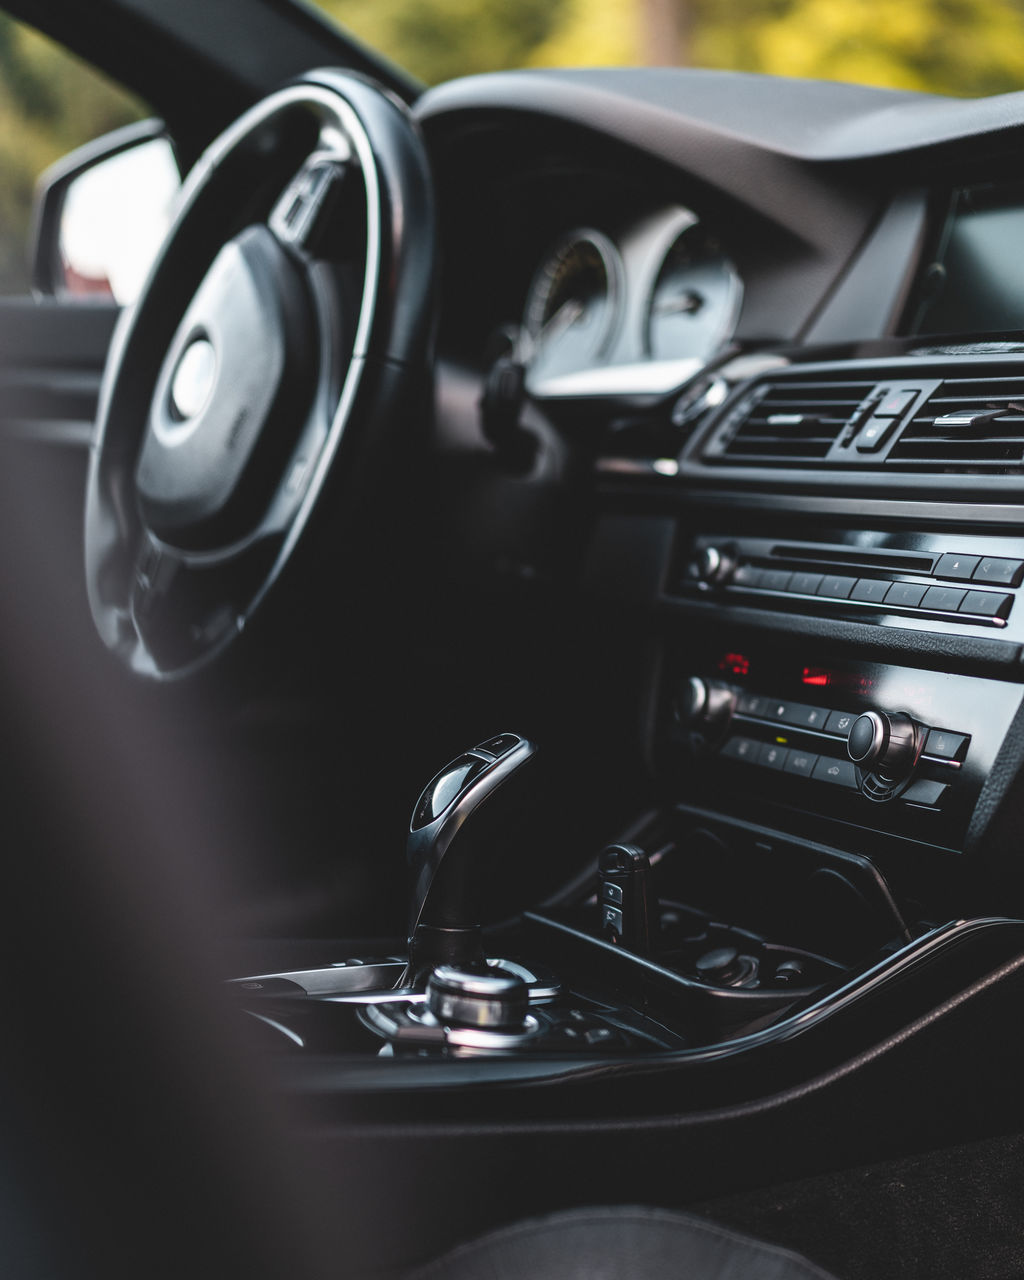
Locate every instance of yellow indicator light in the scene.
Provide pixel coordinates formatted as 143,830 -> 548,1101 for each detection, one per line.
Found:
775,736 -> 788,745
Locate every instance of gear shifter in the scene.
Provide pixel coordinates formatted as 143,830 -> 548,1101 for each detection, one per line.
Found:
405,733 -> 537,981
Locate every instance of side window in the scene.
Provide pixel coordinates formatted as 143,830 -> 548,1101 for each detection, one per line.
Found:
0,14 -> 146,295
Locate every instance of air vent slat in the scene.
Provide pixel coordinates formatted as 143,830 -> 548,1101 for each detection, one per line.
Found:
887,368 -> 1024,473
889,444 -> 1024,460
924,395 -> 1023,405
705,375 -> 873,465
905,430 -> 1024,444
721,445 -> 840,458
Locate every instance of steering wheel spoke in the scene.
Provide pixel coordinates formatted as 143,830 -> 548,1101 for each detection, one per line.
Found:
85,72 -> 435,679
268,150 -> 357,261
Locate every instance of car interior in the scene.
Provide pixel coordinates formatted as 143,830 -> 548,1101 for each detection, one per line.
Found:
8,1 -> 1024,1277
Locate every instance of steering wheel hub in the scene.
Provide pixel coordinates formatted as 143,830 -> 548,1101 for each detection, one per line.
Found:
136,225 -> 315,550
168,336 -> 217,425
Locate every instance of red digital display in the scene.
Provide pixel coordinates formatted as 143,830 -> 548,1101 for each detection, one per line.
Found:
718,652 -> 751,677
802,666 -> 876,695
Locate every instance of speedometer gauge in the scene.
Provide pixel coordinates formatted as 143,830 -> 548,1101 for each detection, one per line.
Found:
645,224 -> 741,362
523,230 -> 621,385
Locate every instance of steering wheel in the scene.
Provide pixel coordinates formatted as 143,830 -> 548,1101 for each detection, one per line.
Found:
85,71 -> 435,679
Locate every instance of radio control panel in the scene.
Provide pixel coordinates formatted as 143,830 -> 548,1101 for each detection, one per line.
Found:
671,529 -> 1024,642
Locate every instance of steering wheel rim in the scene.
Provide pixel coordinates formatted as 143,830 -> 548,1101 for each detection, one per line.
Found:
85,71 -> 435,680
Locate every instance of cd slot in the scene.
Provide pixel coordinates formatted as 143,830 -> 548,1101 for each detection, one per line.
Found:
769,544 -> 934,574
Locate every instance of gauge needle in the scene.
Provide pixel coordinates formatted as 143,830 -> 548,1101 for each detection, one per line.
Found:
654,289 -> 705,316
519,298 -> 585,361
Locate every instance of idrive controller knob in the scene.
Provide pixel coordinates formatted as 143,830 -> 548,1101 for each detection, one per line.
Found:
846,711 -> 919,781
426,965 -> 529,1031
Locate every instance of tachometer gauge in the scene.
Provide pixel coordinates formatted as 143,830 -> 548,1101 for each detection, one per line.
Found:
645,224 -> 741,362
522,230 -> 621,386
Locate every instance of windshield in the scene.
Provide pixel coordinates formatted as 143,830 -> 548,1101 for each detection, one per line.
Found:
313,0 -> 1024,96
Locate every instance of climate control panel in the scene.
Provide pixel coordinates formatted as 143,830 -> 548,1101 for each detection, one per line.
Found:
718,692 -> 965,807
665,648 -> 1021,851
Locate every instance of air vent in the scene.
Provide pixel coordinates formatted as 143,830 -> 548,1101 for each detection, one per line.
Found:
704,378 -> 876,465
887,374 -> 1024,473
698,360 -> 1024,476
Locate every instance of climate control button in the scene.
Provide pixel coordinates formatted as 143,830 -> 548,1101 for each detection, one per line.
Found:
811,756 -> 858,788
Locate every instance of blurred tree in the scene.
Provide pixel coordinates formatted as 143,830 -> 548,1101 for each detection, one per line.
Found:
735,0 -> 1024,96
320,0 -> 566,84
504,0 -> 1024,98
525,0 -> 638,66
641,0 -> 688,66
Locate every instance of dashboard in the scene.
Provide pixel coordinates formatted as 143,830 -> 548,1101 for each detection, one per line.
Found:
415,68 -> 1024,930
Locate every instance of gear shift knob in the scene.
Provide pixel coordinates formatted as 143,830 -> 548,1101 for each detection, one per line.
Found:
406,733 -> 537,981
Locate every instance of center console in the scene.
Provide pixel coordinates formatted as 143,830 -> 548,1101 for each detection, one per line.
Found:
227,662 -> 1022,1074
227,353 -> 1024,1100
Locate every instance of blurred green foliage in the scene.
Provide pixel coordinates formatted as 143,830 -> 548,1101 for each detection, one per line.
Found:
5,1 -> 1024,295
322,0 -> 1024,94
0,15 -> 141,292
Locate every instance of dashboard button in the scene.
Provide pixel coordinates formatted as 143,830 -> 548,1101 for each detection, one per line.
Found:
812,756 -> 858,788
763,700 -> 828,730
935,553 -> 981,582
791,704 -> 829,730
758,742 -> 789,770
824,710 -> 857,737
721,736 -> 758,762
921,585 -> 967,612
851,578 -> 891,604
876,387 -> 919,417
762,701 -> 819,732
601,904 -> 624,935
760,570 -> 792,592
959,590 -> 1012,619
884,581 -> 927,608
732,564 -> 764,588
817,575 -> 857,600
923,729 -> 969,760
784,750 -> 818,777
973,557 -> 1024,586
768,701 -> 829,730
854,416 -> 899,452
902,779 -> 948,806
477,734 -> 520,757
789,571 -> 824,596
737,692 -> 771,717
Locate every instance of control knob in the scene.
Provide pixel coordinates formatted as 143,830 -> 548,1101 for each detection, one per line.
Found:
676,677 -> 736,741
846,711 -> 919,781
426,964 -> 529,1031
692,543 -> 736,586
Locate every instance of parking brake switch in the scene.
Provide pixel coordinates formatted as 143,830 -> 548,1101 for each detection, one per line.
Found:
598,844 -> 653,956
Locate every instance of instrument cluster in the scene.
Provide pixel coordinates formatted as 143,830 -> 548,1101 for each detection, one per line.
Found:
520,207 -> 741,399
